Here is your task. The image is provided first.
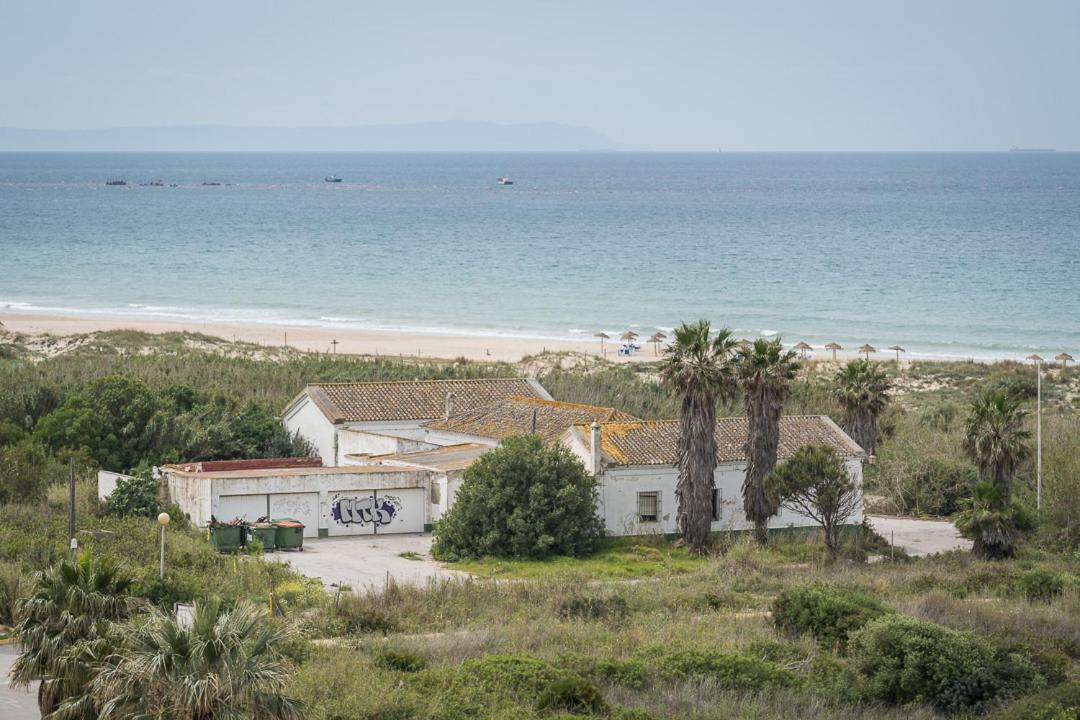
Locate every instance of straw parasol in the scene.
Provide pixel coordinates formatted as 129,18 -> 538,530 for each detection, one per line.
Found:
1026,353 -> 1044,364
824,342 -> 842,361
594,332 -> 610,357
649,331 -> 667,355
1055,352 -> 1073,367
793,341 -> 812,359
887,345 -> 906,362
858,344 -> 876,360
620,331 -> 638,346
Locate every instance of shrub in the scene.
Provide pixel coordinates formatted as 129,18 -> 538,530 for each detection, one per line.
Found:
536,674 -> 608,714
556,591 -> 628,621
0,441 -> 53,505
374,647 -> 428,673
0,562 -> 30,626
636,645 -> 797,691
1017,568 -> 1066,603
771,584 -> 890,648
850,614 -> 1045,715
559,653 -> 651,690
104,471 -> 160,518
992,680 -> 1080,720
432,435 -> 605,560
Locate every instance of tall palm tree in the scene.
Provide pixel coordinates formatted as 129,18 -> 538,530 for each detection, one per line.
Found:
737,338 -> 801,545
832,359 -> 891,456
11,553 -> 137,718
957,387 -> 1032,559
91,599 -> 302,720
660,320 -> 738,554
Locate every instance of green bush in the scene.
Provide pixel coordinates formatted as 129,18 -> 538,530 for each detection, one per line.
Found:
0,441 -> 52,505
432,435 -> 605,560
771,584 -> 890,648
850,614 -> 1046,715
992,680 -> 1080,720
104,471 -> 160,518
558,653 -> 651,690
535,674 -> 608,714
375,647 -> 428,673
1018,568 -> 1067,603
636,645 -> 797,691
556,591 -> 628,621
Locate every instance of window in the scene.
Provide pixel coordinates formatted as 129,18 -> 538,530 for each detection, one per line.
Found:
637,491 -> 660,522
711,488 -> 723,522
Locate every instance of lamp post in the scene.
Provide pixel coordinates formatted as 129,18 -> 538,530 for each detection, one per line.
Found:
157,512 -> 171,581
1026,354 -> 1043,512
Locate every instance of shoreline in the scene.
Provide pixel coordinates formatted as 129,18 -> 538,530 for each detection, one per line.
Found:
0,310 -> 1047,365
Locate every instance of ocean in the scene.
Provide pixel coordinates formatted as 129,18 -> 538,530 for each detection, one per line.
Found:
1,151 -> 1078,360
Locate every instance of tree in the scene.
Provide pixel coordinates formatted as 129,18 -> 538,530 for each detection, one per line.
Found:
765,445 -> 861,560
957,388 -> 1032,559
103,471 -> 160,519
659,320 -> 738,554
0,440 -> 51,505
737,338 -> 801,545
11,553 -> 137,717
90,599 -> 302,720
432,435 -> 604,560
832,360 -> 890,456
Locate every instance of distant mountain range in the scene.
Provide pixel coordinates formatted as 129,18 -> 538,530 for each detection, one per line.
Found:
0,121 -> 621,152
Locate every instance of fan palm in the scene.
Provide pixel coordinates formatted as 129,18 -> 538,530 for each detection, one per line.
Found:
737,338 -> 801,545
660,320 -> 738,554
91,599 -> 302,720
958,388 -> 1032,559
11,553 -> 137,717
832,359 -> 890,455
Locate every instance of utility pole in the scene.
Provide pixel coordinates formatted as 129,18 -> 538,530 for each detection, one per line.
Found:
68,457 -> 77,559
331,339 -> 339,354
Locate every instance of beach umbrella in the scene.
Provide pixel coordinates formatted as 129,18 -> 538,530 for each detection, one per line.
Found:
648,332 -> 667,355
594,332 -> 610,358
1026,353 -> 1044,364
793,341 -> 812,359
858,344 -> 876,360
887,345 -> 906,362
621,331 -> 639,341
824,342 -> 842,361
1055,352 -> 1073,367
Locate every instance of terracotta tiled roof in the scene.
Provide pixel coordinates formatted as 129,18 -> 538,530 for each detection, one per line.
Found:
425,396 -> 640,443
292,378 -> 549,423
574,416 -> 865,466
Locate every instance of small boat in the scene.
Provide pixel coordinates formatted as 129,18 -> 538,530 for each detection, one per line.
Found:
105,179 -> 127,186
497,177 -> 514,186
140,180 -> 165,187
324,175 -> 342,183
201,181 -> 221,186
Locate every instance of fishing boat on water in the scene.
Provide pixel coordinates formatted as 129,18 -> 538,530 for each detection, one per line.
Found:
105,179 -> 127,186
325,175 -> 342,183
497,177 -> 514,186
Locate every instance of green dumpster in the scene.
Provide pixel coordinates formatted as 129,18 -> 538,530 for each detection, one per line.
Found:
249,523 -> 278,551
210,524 -> 244,552
273,519 -> 305,551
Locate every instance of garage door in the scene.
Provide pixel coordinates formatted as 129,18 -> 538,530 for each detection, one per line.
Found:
217,494 -> 267,524
327,488 -> 425,536
269,492 -> 319,538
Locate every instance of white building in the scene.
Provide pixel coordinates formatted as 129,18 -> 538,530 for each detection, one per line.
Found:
281,378 -> 551,465
560,416 -> 866,537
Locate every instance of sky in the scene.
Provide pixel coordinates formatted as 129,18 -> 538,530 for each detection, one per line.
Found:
2,1 -> 1078,151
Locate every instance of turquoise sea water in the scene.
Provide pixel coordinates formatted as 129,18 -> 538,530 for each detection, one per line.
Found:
1,152 -> 1078,360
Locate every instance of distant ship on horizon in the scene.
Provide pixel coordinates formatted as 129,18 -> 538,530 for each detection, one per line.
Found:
1009,146 -> 1056,153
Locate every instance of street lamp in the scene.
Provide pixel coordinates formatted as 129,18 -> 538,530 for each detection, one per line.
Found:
157,512 -> 171,581
1025,354 -> 1043,512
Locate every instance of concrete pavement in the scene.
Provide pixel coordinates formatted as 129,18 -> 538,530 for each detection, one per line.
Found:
867,514 -> 972,557
1,644 -> 39,720
267,533 -> 465,590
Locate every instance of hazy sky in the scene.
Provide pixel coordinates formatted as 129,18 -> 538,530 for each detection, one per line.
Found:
2,1 -> 1078,150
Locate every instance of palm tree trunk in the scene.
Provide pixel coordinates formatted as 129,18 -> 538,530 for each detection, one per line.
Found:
676,388 -> 717,554
743,386 -> 781,546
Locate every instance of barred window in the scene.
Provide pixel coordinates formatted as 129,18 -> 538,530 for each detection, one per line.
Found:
711,488 -> 722,522
637,491 -> 660,522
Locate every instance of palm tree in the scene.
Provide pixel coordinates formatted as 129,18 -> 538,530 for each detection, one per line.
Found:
737,338 -> 801,545
832,359 -> 890,456
957,388 -> 1032,559
660,320 -> 738,554
11,553 -> 137,718
91,599 -> 302,720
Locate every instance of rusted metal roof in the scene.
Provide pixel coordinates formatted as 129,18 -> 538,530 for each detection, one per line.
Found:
290,378 -> 549,423
574,415 -> 865,466
424,396 -> 640,443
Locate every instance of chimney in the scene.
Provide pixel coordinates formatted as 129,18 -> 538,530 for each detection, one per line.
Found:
590,421 -> 602,475
444,392 -> 455,421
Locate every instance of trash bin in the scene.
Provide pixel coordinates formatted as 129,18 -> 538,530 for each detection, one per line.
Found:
273,519 -> 304,551
210,523 -> 244,552
249,522 -> 278,551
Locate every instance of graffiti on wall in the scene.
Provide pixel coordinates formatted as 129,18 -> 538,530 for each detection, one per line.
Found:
331,493 -> 403,528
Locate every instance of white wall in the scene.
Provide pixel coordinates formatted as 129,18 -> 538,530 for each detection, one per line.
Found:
283,396 -> 337,465
97,470 -> 131,502
167,473 -> 213,527
337,427 -> 439,461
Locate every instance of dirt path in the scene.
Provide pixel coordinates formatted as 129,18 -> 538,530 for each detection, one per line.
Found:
867,515 -> 972,557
